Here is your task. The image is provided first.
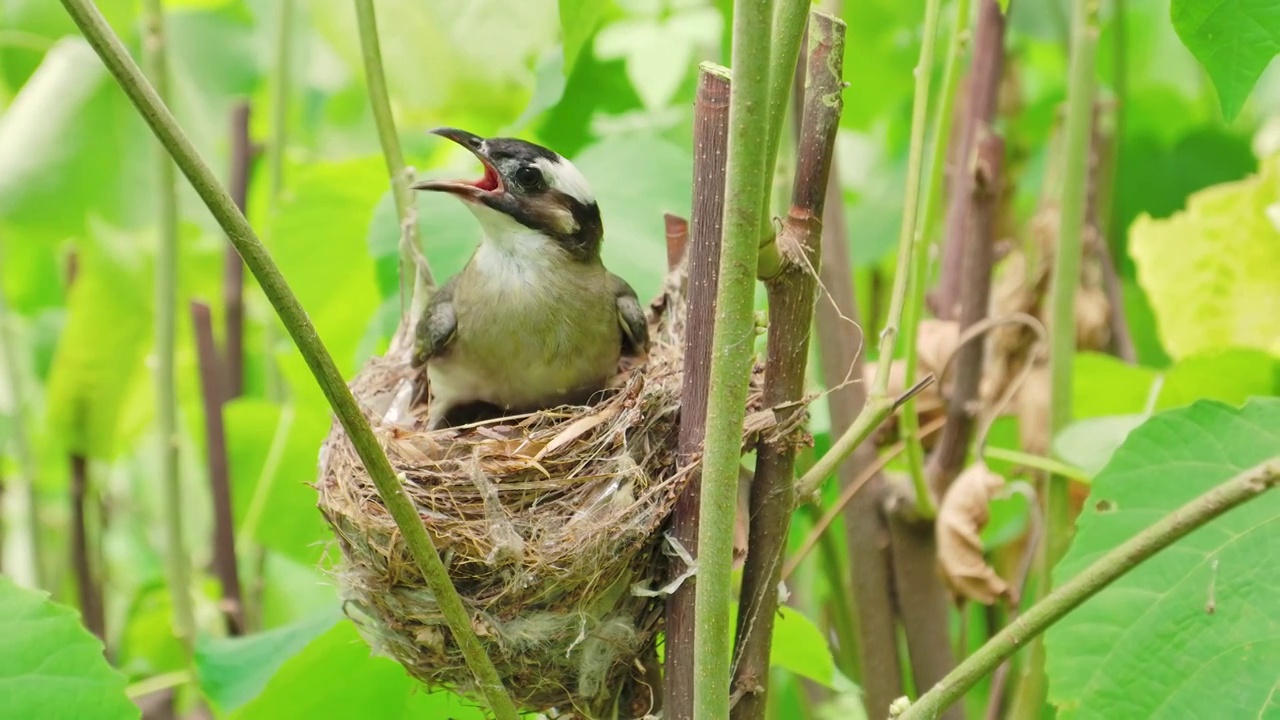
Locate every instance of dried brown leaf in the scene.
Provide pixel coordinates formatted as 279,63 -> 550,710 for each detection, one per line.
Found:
936,463 -> 1011,605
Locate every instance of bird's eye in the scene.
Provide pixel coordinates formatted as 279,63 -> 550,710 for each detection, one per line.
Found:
515,165 -> 543,189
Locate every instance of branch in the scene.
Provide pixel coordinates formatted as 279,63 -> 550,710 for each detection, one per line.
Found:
756,0 -> 813,280
665,63 -> 731,720
897,0 -> 974,502
191,301 -> 245,636
69,454 -> 104,640
352,0 -> 434,313
223,101 -> 252,399
57,3 -> 518,717
926,128 -> 1004,494
730,14 -> 844,719
896,458 -> 1280,720
142,0 -> 196,657
694,0 -> 776,713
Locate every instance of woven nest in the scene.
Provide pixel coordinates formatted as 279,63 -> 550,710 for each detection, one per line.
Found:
315,258 -> 766,718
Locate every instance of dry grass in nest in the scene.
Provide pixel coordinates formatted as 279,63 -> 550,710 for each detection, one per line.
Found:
315,260 -> 766,718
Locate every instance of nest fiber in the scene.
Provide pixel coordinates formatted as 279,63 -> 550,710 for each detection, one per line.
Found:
316,263 -> 758,717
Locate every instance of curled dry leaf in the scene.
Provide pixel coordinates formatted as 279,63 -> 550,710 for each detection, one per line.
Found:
936,463 -> 1012,605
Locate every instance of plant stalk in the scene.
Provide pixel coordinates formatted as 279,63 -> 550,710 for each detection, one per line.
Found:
897,458 -> 1280,719
0,238 -> 43,589
262,0 -> 294,402
58,2 -> 518,716
898,0 -> 974,501
730,13 -> 844,718
142,0 -> 196,657
665,63 -> 732,720
69,454 -> 104,639
694,0 -> 776,715
224,102 -> 252,399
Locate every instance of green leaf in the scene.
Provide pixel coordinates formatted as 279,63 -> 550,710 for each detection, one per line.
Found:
1045,399 -> 1280,717
45,223 -> 152,458
1053,414 -> 1149,477
232,620 -> 488,720
1129,155 -> 1280,360
196,607 -> 343,712
1171,0 -> 1280,120
558,0 -> 616,77
572,133 -> 690,301
0,576 -> 138,720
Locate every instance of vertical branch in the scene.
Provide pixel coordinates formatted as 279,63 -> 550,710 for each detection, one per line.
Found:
898,0 -> 973,494
69,454 -> 104,639
730,13 -> 844,719
191,302 -> 245,635
757,0 -> 814,279
142,0 -> 196,656
262,0 -> 294,402
694,0 -> 775,714
665,63 -> 731,720
352,0 -> 435,316
224,102 -> 252,399
931,0 -> 1007,321
1014,0 -> 1100,714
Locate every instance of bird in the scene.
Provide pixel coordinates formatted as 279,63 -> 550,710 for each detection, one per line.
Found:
409,127 -> 650,430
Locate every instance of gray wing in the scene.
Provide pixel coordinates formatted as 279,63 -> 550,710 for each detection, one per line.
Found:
611,273 -> 650,357
411,276 -> 459,368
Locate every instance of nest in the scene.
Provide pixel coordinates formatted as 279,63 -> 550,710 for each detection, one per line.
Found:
316,259 -> 764,718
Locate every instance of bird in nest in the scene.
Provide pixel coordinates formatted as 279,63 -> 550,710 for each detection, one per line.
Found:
410,128 -> 651,430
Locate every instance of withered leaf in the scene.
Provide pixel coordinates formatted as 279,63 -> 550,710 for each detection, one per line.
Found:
936,463 -> 1012,605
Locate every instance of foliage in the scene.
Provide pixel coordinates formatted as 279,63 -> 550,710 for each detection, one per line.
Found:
1045,399 -> 1280,717
1171,0 -> 1280,120
0,576 -> 138,720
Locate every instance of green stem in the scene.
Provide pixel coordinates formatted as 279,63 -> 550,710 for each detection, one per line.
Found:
1015,1 -> 1100,713
794,395 -> 896,501
756,0 -> 811,280
0,238 -> 43,589
897,457 -> 1280,719
58,3 -> 519,717
142,0 -> 196,659
870,0 -> 944,400
352,0 -> 434,295
695,1 -> 775,717
982,447 -> 1090,484
898,0 -> 972,517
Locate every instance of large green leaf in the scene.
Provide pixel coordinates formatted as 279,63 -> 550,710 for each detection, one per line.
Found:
557,0 -> 618,77
1129,155 -> 1280,360
196,606 -> 342,712
44,223 -> 152,459
0,576 -> 138,720
1045,399 -> 1280,717
1171,0 -> 1280,120
232,620 -> 488,719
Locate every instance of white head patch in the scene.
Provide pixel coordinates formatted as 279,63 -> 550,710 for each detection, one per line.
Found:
534,156 -> 595,206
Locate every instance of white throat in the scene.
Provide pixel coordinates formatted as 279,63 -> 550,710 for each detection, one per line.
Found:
467,203 -> 564,287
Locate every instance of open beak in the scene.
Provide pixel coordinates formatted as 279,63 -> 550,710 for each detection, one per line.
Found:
411,127 -> 503,200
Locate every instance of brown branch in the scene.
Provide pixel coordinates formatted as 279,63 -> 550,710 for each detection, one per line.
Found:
223,101 -> 252,399
927,129 -> 1004,495
70,454 -> 104,640
730,14 -> 844,719
664,63 -> 731,720
191,301 -> 245,635
811,84 -> 905,720
930,0 -> 1008,320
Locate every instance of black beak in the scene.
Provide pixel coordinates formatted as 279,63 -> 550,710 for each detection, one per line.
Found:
411,127 -> 503,198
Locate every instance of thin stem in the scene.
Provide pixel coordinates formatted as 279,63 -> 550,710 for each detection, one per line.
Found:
695,0 -> 775,716
69,454 -> 104,640
665,63 -> 732,720
142,0 -> 196,658
794,395 -> 896,500
897,458 -> 1280,719
1015,0 -> 1100,712
352,0 -> 434,297
191,301 -> 245,635
224,102 -> 252,399
57,3 -> 518,716
869,0 -> 945,399
899,0 -> 973,507
730,13 -> 844,718
756,0 -> 812,280
983,447 -> 1090,484
263,0 -> 294,402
